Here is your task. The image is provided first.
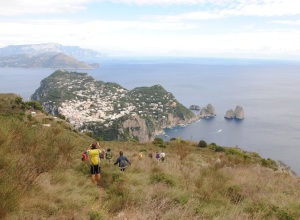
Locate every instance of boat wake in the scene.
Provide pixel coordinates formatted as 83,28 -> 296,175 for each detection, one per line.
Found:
212,129 -> 222,133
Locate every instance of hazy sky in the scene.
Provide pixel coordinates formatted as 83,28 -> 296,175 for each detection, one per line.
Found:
1,0 -> 300,59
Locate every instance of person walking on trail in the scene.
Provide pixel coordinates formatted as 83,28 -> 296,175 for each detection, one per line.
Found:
148,152 -> 153,159
138,152 -> 143,160
87,142 -> 102,187
105,148 -> 113,162
156,152 -> 160,161
160,152 -> 166,162
114,151 -> 131,172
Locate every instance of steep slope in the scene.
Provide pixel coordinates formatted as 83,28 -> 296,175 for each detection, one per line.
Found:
1,93 -> 299,220
30,70 -> 198,141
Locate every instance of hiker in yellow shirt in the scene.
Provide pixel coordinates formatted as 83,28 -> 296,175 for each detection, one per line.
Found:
87,142 -> 104,187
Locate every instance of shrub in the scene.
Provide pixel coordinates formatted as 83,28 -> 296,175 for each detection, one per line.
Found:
88,210 -> 105,220
153,137 -> 165,148
198,140 -> 207,148
150,172 -> 175,186
210,145 -> 225,152
261,158 -> 277,170
226,185 -> 244,204
104,177 -> 130,213
58,114 -> 66,120
153,137 -> 163,145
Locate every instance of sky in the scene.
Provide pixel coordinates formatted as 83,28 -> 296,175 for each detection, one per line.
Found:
1,0 -> 300,59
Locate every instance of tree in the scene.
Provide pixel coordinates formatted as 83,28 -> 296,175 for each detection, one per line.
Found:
198,140 -> 207,148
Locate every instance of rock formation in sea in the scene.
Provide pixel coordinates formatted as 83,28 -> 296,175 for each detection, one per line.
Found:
224,105 -> 245,119
234,105 -> 245,119
199,103 -> 216,118
189,105 -> 201,110
224,109 -> 235,119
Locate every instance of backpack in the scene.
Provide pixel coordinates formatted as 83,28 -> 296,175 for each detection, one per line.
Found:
81,151 -> 88,162
88,149 -> 101,165
138,152 -> 143,159
106,151 -> 112,160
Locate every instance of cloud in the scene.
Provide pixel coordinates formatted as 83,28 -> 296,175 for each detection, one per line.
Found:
0,0 -> 94,16
273,19 -> 300,25
104,0 -> 212,5
1,18 -> 300,59
153,0 -> 300,22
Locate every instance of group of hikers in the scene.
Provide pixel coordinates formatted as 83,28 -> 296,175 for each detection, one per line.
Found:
82,142 -> 166,187
146,151 -> 166,162
82,142 -> 131,187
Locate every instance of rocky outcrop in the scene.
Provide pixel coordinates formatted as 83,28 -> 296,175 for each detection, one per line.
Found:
234,105 -> 245,119
121,114 -> 152,142
224,109 -> 235,119
199,103 -> 216,118
224,105 -> 245,119
189,105 -> 200,110
42,101 -> 59,115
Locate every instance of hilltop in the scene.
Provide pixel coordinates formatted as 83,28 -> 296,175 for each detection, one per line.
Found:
1,93 -> 299,219
30,70 -> 198,142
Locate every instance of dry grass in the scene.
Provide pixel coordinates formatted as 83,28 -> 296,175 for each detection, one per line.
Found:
1,94 -> 300,219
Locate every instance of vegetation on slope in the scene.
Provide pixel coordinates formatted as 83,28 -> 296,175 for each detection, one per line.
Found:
31,71 -> 197,141
1,94 -> 300,220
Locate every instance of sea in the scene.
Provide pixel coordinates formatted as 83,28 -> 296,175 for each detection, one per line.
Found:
1,57 -> 300,175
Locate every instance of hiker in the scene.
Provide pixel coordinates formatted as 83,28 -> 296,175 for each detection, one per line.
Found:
160,152 -> 166,162
148,152 -> 153,159
114,151 -> 131,171
138,152 -> 143,160
87,142 -> 102,187
156,152 -> 160,160
105,148 -> 113,162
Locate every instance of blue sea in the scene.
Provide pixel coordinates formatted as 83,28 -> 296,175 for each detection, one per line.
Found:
1,57 -> 300,174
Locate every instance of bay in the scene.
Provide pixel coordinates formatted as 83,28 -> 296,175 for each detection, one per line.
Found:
1,57 -> 300,174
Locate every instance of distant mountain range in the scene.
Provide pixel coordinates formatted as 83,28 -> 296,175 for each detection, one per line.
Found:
0,43 -> 102,69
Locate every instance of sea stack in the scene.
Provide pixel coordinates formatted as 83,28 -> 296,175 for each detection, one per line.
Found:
234,105 -> 245,119
199,103 -> 216,118
224,105 -> 245,119
224,109 -> 235,119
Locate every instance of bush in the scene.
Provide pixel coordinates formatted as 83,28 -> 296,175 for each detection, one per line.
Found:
198,140 -> 207,148
153,137 -> 163,145
226,185 -> 244,204
150,172 -> 175,186
153,137 -> 166,148
209,144 -> 225,152
261,158 -> 277,170
88,210 -> 105,220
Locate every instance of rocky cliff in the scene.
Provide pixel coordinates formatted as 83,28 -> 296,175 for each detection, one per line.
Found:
31,70 -> 198,141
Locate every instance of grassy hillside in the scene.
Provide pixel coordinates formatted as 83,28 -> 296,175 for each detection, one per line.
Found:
1,94 -> 300,220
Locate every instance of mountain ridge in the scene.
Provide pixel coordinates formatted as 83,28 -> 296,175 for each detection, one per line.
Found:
0,42 -> 103,60
0,43 -> 102,68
